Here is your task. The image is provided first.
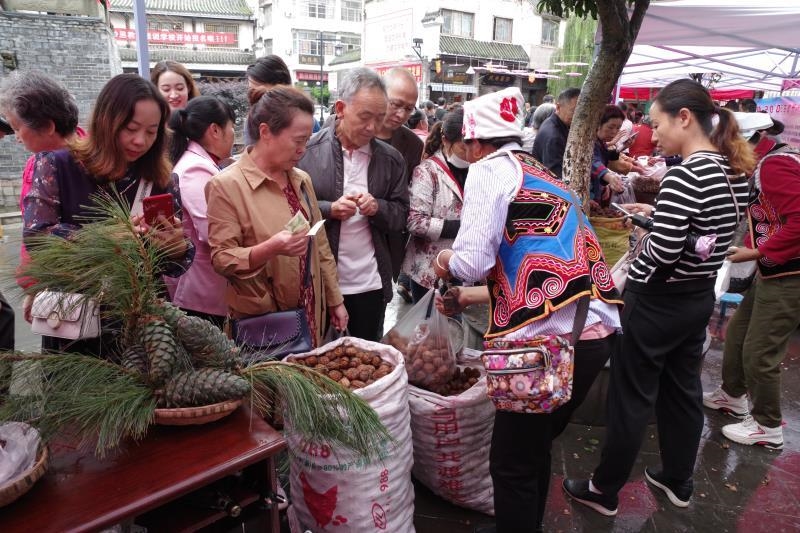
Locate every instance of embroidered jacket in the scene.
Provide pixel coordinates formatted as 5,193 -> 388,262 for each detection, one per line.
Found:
486,151 -> 621,338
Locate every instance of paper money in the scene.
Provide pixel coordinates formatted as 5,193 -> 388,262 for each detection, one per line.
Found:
284,211 -> 310,234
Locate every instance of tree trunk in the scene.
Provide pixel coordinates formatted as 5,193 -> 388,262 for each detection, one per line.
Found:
563,0 -> 650,203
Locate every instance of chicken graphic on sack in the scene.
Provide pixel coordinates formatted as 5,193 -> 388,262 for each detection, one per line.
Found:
299,471 -> 349,527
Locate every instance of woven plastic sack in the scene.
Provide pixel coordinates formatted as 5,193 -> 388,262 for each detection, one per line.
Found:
286,337 -> 414,533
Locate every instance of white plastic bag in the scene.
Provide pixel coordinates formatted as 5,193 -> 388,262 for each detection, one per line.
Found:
715,260 -> 733,300
286,337 -> 415,533
408,362 -> 495,515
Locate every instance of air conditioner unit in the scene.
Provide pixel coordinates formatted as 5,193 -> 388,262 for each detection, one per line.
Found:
284,10 -> 293,18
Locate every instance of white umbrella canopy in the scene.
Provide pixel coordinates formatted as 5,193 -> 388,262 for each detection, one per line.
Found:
618,1 -> 800,92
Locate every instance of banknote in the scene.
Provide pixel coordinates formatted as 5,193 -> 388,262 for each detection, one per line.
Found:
284,211 -> 310,234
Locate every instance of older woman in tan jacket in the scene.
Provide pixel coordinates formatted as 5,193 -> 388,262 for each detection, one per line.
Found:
206,86 -> 347,346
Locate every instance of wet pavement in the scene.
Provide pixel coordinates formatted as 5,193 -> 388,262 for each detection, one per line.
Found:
2,225 -> 798,532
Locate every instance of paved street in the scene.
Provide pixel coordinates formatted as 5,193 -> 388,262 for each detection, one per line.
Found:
3,224 -> 798,532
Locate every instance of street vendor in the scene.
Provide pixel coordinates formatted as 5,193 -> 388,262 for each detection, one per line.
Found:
432,87 -> 621,533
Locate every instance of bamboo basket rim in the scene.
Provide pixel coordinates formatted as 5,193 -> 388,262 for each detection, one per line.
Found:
153,398 -> 242,426
0,445 -> 49,508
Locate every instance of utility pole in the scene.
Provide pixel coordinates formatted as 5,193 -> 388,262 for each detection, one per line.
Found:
317,32 -> 342,122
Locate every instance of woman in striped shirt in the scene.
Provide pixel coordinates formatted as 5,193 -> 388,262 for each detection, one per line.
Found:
564,79 -> 755,515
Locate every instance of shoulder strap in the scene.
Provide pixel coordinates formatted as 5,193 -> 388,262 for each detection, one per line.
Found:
565,186 -> 591,341
298,182 -> 314,290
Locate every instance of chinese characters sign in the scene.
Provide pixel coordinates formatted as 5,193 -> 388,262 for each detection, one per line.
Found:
114,28 -> 237,45
372,63 -> 423,83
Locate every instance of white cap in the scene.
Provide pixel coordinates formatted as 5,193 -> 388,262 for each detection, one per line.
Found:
734,112 -> 773,140
462,87 -> 525,141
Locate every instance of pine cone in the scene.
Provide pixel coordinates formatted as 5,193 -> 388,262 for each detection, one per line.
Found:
141,319 -> 179,386
157,300 -> 187,329
120,344 -> 148,375
163,368 -> 250,407
175,315 -> 239,368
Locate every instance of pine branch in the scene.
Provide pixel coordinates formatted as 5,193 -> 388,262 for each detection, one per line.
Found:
241,361 -> 392,462
0,353 -> 157,458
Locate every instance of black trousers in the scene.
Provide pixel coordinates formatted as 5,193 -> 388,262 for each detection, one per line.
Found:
0,291 -> 14,351
490,334 -> 616,532
593,287 -> 715,495
342,289 -> 386,342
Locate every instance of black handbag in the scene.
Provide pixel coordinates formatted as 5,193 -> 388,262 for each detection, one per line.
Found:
232,186 -> 316,362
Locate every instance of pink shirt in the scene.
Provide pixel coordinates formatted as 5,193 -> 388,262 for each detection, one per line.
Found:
166,141 -> 228,316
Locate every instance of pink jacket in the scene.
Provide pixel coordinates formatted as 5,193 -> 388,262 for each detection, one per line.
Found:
166,141 -> 228,316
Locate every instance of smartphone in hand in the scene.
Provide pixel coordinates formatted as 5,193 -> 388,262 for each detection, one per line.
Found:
142,193 -> 174,227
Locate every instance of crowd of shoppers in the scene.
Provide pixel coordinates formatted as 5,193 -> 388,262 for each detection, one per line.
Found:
1,55 -> 795,533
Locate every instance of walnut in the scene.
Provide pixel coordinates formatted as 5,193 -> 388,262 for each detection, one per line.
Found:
349,358 -> 359,368
305,356 -> 318,366
314,364 -> 326,373
371,355 -> 382,367
339,377 -> 351,388
332,346 -> 345,357
350,379 -> 367,389
345,346 -> 358,356
423,362 -> 435,374
328,369 -> 343,381
373,369 -> 390,380
325,359 -> 342,371
411,358 -> 425,370
359,352 -> 373,364
344,367 -> 360,381
319,355 -> 331,366
378,364 -> 392,374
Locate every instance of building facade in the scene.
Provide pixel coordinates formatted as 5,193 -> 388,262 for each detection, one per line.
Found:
363,0 -> 564,105
252,0 -> 363,96
109,0 -> 257,80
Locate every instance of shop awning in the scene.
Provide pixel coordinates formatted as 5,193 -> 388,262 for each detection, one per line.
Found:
428,83 -> 477,94
439,35 -> 529,65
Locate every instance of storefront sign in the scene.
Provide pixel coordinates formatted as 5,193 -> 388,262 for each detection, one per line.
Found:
113,28 -> 237,45
296,71 -> 328,82
756,96 -> 800,149
371,63 -> 423,83
481,74 -> 515,86
299,54 -> 322,66
363,9 -> 413,64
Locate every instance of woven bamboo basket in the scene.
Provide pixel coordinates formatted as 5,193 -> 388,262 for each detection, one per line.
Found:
153,399 -> 242,426
0,445 -> 49,507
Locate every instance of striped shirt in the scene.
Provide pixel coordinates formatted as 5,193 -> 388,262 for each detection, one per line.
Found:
448,143 -> 620,340
629,151 -> 749,284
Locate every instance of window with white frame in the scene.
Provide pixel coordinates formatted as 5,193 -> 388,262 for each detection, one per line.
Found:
493,17 -> 512,42
341,0 -> 361,22
441,10 -> 474,38
541,17 -> 559,46
301,0 -> 333,19
340,34 -> 360,52
264,38 -> 273,55
203,22 -> 239,47
294,30 -> 339,55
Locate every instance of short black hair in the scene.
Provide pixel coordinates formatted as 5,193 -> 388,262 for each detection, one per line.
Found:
437,97 -> 446,106
558,87 -> 581,104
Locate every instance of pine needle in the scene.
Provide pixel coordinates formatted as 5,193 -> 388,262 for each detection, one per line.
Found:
18,189 -> 170,343
241,361 -> 392,462
0,353 -> 156,458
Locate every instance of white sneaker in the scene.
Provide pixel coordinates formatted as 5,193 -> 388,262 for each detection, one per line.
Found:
703,387 -> 749,418
722,416 -> 783,449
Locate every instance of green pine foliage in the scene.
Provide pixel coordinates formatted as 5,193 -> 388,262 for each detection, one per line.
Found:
242,361 -> 393,463
0,353 -> 156,458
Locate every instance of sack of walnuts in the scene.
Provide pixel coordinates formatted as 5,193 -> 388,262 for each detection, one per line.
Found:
381,288 -> 457,390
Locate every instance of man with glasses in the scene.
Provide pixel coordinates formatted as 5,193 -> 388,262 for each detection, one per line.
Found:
376,68 -> 424,303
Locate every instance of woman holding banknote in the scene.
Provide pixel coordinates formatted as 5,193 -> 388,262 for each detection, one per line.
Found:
206,86 -> 347,348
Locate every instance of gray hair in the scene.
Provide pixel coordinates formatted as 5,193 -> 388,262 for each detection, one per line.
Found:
532,103 -> 556,130
338,68 -> 386,104
0,70 -> 79,136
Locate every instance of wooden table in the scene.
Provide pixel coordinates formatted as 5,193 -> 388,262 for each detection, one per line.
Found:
0,405 -> 285,532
